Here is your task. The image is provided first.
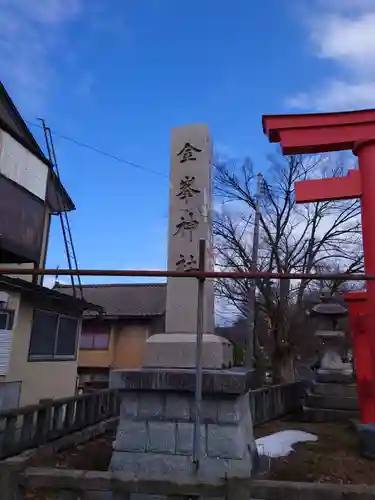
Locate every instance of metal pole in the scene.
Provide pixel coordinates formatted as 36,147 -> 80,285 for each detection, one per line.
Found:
192,239 -> 206,470
245,172 -> 263,368
0,267 -> 371,281
39,119 -> 76,294
38,118 -> 54,288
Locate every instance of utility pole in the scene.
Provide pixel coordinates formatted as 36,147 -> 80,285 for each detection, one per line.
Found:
245,172 -> 263,368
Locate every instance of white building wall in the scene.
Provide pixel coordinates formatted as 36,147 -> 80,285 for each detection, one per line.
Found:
0,129 -> 48,201
6,299 -> 78,406
0,291 -> 19,376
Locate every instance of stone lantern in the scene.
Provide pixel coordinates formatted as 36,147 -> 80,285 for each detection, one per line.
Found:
311,288 -> 352,377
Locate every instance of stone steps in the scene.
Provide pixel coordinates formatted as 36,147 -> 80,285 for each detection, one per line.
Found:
306,392 -> 359,411
312,382 -> 357,398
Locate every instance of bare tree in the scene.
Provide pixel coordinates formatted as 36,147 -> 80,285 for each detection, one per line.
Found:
214,153 -> 362,383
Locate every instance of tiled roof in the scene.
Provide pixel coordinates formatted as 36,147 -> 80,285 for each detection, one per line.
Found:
55,283 -> 166,318
0,275 -> 102,312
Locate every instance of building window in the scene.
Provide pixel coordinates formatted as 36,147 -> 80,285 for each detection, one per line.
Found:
29,309 -> 80,361
80,324 -> 110,350
0,310 -> 14,330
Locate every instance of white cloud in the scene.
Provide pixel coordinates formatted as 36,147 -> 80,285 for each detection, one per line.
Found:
314,0 -> 375,14
310,12 -> 375,72
287,1 -> 375,111
285,80 -> 375,111
14,0 -> 82,24
0,0 -> 85,114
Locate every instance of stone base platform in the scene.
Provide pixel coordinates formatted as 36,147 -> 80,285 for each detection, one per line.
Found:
301,406 -> 360,422
316,368 -> 354,384
142,333 -> 233,369
306,393 -> 358,411
109,368 -> 259,482
303,368 -> 359,422
312,382 -> 357,398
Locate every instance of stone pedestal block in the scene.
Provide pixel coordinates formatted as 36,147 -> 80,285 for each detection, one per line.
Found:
303,348 -> 359,422
143,333 -> 233,369
313,382 -> 357,398
316,369 -> 354,384
109,368 -> 258,482
315,330 -> 351,373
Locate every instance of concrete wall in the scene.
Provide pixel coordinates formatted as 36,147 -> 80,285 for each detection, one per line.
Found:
6,298 -> 78,406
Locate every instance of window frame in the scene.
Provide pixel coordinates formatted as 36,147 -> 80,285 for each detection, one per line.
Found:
0,311 -> 10,330
28,308 -> 81,362
0,309 -> 15,331
79,327 -> 111,351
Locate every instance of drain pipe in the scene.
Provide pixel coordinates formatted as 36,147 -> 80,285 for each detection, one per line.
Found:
192,239 -> 206,470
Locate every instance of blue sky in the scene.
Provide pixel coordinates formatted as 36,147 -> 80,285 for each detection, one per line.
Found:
1,0 -> 374,285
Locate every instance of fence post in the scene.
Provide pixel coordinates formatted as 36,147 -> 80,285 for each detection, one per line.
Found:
86,393 -> 96,425
64,401 -> 75,430
2,415 -> 17,457
52,403 -> 64,436
35,399 -> 53,444
75,397 -> 85,429
20,411 -> 35,445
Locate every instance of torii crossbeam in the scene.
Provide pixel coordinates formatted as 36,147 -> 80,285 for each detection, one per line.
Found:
263,108 -> 375,424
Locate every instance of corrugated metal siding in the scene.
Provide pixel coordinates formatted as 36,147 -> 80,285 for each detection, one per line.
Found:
0,329 -> 12,376
0,173 -> 45,262
0,129 -> 48,200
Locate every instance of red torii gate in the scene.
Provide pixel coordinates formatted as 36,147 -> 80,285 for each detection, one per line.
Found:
262,109 -> 375,424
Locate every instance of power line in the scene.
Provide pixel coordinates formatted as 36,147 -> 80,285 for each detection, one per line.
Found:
26,120 -> 168,180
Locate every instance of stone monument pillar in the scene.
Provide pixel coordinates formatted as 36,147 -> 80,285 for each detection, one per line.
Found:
143,124 -> 231,369
109,125 -> 258,484
166,124 -> 214,336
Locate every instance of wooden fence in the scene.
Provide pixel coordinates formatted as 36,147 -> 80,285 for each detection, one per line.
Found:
250,381 -> 305,426
0,388 -> 120,459
0,381 -> 304,461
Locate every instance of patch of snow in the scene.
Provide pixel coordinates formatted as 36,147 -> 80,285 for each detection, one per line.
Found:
256,430 -> 318,458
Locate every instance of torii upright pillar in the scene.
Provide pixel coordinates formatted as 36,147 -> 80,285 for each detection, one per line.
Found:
263,109 -> 375,425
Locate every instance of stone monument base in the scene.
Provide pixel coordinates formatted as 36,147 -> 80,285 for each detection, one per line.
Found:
303,367 -> 359,422
316,367 -> 354,384
109,368 -> 259,482
142,333 -> 233,369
